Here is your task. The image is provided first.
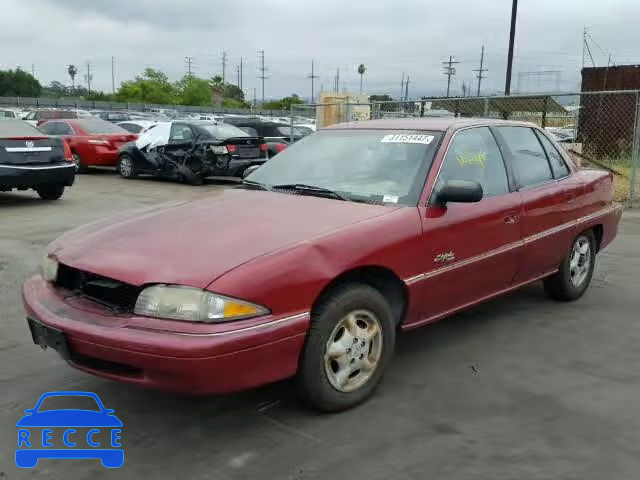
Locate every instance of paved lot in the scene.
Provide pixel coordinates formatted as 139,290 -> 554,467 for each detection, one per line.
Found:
1,172 -> 639,479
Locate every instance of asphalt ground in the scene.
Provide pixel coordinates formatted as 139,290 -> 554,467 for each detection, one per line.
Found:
1,172 -> 639,479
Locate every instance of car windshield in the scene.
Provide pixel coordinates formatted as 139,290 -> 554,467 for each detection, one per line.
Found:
247,129 -> 441,205
76,119 -> 128,134
37,395 -> 101,412
199,123 -> 250,139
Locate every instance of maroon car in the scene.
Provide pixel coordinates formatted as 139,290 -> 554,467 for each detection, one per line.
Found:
23,118 -> 621,411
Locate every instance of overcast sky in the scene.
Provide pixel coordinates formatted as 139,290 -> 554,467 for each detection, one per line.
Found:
2,0 -> 639,100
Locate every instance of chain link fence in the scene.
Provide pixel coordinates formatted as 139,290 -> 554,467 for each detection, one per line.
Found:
291,90 -> 640,205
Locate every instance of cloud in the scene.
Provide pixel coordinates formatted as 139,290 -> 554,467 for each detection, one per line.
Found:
2,0 -> 639,99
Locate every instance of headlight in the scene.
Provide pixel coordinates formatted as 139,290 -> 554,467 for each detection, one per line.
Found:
134,285 -> 269,323
41,254 -> 59,282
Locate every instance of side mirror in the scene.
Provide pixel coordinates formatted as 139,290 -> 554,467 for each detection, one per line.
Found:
435,180 -> 483,205
242,165 -> 261,179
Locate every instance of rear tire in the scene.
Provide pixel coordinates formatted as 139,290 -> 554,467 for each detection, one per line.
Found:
36,184 -> 65,200
72,152 -> 88,173
298,284 -> 395,412
543,230 -> 596,301
118,154 -> 137,179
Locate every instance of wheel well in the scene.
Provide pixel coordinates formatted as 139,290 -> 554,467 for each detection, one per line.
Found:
313,266 -> 408,327
592,224 -> 603,252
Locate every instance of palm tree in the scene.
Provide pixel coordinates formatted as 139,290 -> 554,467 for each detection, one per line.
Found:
67,65 -> 78,92
357,64 -> 366,94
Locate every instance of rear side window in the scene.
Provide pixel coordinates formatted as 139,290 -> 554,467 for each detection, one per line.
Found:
438,127 -> 510,197
119,123 -> 143,133
55,111 -> 77,119
496,127 -> 553,188
536,131 -> 570,178
76,120 -> 128,134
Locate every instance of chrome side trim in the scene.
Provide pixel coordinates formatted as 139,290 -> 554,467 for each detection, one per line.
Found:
5,147 -> 52,153
0,163 -> 75,170
125,312 -> 310,337
404,205 -> 619,285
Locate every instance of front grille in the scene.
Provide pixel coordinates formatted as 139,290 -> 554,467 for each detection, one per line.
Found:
56,264 -> 141,312
236,145 -> 260,158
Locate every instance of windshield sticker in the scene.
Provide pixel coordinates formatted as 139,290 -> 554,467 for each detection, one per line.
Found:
383,195 -> 399,203
457,151 -> 487,169
381,134 -> 434,145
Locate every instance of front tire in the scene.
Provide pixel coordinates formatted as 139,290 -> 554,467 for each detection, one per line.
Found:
36,184 -> 65,200
118,154 -> 137,178
543,230 -> 596,301
298,284 -> 395,412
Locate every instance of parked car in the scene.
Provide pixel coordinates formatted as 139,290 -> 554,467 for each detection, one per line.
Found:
0,119 -> 75,199
116,120 -> 157,134
0,109 -> 18,119
98,111 -> 132,123
117,121 -> 268,183
23,118 -> 621,411
23,109 -> 78,127
221,118 -> 304,156
39,119 -> 137,172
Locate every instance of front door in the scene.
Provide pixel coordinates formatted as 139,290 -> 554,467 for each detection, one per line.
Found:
411,126 -> 523,325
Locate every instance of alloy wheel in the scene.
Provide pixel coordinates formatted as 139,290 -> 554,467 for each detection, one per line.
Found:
569,235 -> 591,287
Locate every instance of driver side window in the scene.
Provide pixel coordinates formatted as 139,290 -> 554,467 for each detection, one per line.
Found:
169,124 -> 194,143
438,127 -> 509,198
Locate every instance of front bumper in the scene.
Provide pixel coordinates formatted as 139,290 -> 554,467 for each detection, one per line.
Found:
0,163 -> 75,189
22,276 -> 309,394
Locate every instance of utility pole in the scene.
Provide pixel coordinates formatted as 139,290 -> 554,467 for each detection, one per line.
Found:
239,57 -> 243,91
307,60 -> 319,103
334,67 -> 340,93
442,56 -> 459,97
400,72 -> 405,100
473,45 -> 487,96
404,75 -> 410,101
185,56 -> 194,76
31,64 -> 35,78
258,50 -> 267,104
84,62 -> 93,93
236,64 -> 241,88
504,0 -> 518,95
111,56 -> 116,94
221,50 -> 227,83
253,87 -> 257,108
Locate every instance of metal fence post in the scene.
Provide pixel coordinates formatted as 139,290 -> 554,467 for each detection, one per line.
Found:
541,97 -> 548,128
289,105 -> 295,144
630,91 -> 640,207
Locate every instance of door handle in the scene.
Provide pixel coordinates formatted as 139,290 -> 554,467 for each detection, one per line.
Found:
504,214 -> 520,224
565,192 -> 577,204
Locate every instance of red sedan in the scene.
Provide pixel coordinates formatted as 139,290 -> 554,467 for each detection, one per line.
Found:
39,119 -> 137,172
23,118 -> 621,411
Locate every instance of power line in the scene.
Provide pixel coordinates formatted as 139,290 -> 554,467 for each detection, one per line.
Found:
307,59 -> 319,103
442,56 -> 459,97
221,50 -> 227,83
184,56 -> 194,76
258,50 -> 268,104
473,45 -> 487,96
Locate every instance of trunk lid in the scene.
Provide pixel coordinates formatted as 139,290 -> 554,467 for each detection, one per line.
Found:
0,137 -> 66,165
223,136 -> 263,159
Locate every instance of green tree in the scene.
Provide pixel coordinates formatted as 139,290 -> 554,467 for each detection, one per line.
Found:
42,80 -> 69,98
0,69 -> 42,97
115,68 -> 177,104
262,94 -> 304,110
209,76 -> 249,108
176,75 -> 211,106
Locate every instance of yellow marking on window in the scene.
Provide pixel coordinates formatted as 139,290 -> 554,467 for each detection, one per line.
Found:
457,151 -> 487,169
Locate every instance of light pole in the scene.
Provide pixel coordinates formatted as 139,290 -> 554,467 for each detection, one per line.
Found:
504,0 -> 518,95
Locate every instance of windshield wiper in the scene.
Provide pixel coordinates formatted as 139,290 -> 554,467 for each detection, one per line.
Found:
270,183 -> 351,201
241,179 -> 271,191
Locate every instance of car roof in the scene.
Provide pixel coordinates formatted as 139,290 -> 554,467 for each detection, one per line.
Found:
326,117 -> 536,132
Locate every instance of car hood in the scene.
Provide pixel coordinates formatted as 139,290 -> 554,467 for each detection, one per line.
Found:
51,189 -> 400,288
16,410 -> 123,427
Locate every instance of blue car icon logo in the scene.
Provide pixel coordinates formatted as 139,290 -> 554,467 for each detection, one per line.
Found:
16,391 -> 123,468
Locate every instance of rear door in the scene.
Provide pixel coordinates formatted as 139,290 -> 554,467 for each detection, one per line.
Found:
493,126 -> 572,283
0,121 -> 65,166
414,126 -> 523,322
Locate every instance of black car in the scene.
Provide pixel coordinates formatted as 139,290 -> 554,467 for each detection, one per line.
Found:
221,118 -> 304,156
0,120 -> 75,200
117,121 -> 268,184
